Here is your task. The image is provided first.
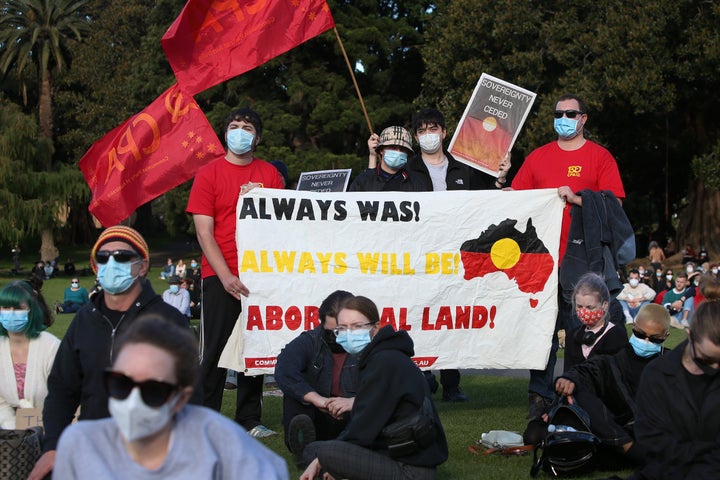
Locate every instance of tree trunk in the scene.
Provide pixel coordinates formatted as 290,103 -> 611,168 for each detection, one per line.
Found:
676,180 -> 720,259
38,70 -> 53,145
39,229 -> 59,263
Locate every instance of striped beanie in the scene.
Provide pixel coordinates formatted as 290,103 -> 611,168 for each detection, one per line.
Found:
90,226 -> 149,273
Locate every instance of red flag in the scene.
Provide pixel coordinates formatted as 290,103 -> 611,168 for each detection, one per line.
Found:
79,84 -> 222,226
162,0 -> 335,95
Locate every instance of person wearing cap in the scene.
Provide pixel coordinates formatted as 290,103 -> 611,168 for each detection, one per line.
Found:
186,107 -> 284,438
406,107 -> 509,402
162,275 -> 191,317
349,126 -> 421,192
29,226 -> 191,480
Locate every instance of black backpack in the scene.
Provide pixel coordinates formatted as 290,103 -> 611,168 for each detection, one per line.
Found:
530,397 -> 601,477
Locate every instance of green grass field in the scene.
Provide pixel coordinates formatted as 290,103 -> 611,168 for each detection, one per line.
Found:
0,270 -> 687,479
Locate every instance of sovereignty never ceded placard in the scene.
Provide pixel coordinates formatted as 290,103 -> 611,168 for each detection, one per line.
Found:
448,73 -> 536,177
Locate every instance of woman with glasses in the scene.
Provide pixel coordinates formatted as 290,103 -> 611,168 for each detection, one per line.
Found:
300,295 -> 447,480
54,315 -> 288,478
630,294 -> 720,479
0,281 -> 60,428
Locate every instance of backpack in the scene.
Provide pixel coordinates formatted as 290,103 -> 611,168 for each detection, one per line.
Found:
530,397 -> 600,477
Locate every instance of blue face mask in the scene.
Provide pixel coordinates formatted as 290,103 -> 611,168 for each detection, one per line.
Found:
169,285 -> 180,294
382,150 -> 408,170
226,129 -> 254,155
629,334 -> 662,358
336,329 -> 373,355
190,262 -> 197,269
98,257 -> 139,295
0,309 -> 29,333
554,117 -> 579,139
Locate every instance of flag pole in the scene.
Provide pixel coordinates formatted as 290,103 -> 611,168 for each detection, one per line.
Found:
333,27 -> 373,134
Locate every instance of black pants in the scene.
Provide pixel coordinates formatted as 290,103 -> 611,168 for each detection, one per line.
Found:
282,395 -> 349,451
200,276 -> 264,430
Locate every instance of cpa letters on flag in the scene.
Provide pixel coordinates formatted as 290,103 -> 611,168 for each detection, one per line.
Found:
79,84 -> 221,226
219,189 -> 564,375
162,0 -> 335,95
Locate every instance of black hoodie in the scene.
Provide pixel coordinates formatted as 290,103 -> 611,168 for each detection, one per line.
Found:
338,325 -> 448,467
42,279 -> 189,451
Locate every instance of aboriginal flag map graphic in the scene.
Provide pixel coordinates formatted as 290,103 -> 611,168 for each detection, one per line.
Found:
460,218 -> 554,305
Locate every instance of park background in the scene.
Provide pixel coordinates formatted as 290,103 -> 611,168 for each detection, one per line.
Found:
0,1 -> 715,478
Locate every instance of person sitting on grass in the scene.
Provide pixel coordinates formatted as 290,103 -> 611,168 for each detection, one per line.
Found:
56,277 -> 89,314
53,315 -> 288,478
0,281 -> 60,429
563,273 -> 628,373
628,293 -> 720,479
300,295 -> 448,480
554,304 -> 671,468
275,290 -> 358,468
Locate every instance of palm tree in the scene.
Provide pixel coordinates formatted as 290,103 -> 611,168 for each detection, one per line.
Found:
0,0 -> 91,142
0,0 -> 91,261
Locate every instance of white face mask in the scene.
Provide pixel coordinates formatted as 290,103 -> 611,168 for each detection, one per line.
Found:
629,278 -> 640,288
418,133 -> 442,153
109,387 -> 176,442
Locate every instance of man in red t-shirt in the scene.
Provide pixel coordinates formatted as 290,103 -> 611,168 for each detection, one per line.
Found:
186,108 -> 283,438
510,94 -> 625,418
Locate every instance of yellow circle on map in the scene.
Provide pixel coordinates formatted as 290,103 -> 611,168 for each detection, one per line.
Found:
483,117 -> 497,132
490,238 -> 521,269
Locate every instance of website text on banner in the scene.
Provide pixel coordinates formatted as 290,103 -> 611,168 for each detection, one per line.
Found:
219,189 -> 563,375
449,73 -> 536,178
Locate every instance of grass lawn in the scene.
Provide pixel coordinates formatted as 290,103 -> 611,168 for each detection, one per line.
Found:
0,273 -> 688,479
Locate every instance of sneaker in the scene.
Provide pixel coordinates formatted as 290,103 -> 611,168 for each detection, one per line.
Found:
288,414 -> 316,469
442,389 -> 468,402
624,312 -> 634,324
527,392 -> 551,420
248,425 -> 277,438
670,318 -> 684,329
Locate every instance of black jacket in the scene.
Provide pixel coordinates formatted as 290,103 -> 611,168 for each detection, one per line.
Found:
563,321 -> 628,372
561,344 -> 663,433
632,341 -> 720,479
349,166 -> 421,192
42,279 -> 190,451
339,326 -> 448,467
275,326 -> 358,402
406,150 -> 493,191
559,190 -> 635,302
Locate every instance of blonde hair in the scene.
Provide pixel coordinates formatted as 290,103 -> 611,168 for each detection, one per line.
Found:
635,303 -> 671,332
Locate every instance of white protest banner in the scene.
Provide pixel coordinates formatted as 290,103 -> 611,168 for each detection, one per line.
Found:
219,188 -> 562,375
448,73 -> 536,177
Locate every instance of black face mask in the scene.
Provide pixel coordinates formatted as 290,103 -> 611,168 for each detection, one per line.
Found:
322,328 -> 345,353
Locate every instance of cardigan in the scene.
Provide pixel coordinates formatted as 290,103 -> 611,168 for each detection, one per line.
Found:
0,331 -> 60,428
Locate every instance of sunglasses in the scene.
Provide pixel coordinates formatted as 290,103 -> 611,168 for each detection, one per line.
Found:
632,329 -> 667,345
95,249 -> 139,264
554,110 -> 584,119
103,371 -> 177,407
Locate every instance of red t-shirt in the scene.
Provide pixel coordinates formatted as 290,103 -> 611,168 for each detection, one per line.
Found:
511,140 -> 625,260
186,156 -> 284,278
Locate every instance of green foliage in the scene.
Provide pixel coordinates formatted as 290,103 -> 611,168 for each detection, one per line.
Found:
692,140 -> 720,192
420,0 -> 720,246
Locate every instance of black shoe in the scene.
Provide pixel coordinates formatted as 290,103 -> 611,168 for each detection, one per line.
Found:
442,389 -> 468,402
288,414 -> 315,469
527,393 -> 551,420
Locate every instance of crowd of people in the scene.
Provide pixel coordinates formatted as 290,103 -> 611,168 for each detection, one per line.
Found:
0,98 -> 717,480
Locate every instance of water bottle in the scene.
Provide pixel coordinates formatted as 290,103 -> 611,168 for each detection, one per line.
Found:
547,424 -> 576,433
